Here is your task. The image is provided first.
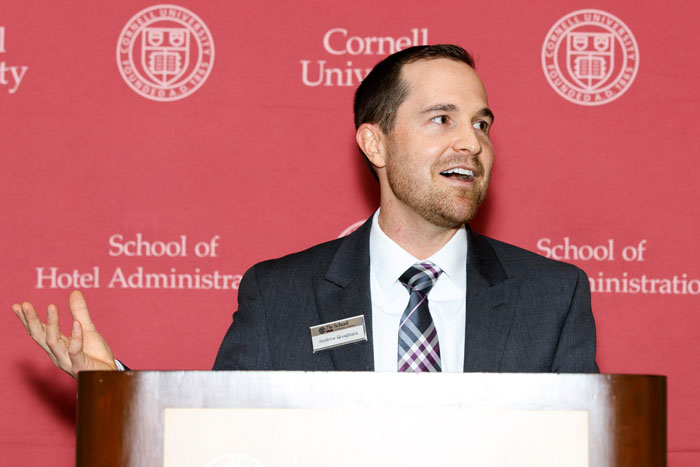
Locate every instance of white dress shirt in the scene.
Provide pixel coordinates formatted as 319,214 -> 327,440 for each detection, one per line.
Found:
369,211 -> 467,372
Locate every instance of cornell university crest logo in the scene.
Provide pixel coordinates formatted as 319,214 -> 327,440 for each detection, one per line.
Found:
541,9 -> 639,106
117,4 -> 214,101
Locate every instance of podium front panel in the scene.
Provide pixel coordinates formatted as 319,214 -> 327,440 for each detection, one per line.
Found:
77,372 -> 666,466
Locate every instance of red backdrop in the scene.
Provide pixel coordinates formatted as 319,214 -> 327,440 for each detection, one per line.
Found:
2,1 -> 698,465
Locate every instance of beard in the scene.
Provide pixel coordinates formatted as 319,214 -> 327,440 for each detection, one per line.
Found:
384,149 -> 491,229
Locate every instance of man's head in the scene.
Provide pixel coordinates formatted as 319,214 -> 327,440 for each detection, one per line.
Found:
354,44 -> 475,179
354,44 -> 494,229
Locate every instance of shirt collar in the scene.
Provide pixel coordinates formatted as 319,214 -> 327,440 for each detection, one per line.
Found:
369,210 -> 468,292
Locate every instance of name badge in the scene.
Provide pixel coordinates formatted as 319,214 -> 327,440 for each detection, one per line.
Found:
310,315 -> 367,353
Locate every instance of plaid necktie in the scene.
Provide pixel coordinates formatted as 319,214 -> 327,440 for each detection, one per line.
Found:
397,262 -> 442,372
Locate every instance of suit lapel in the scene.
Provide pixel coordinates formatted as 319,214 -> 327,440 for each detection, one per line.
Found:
463,227 -> 521,372
313,218 -> 374,371
312,221 -> 519,372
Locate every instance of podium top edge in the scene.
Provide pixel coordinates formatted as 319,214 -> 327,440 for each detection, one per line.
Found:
77,370 -> 667,380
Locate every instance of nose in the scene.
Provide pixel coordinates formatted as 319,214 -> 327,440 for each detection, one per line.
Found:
453,125 -> 482,155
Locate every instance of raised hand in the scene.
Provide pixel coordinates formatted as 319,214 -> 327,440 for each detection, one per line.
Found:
12,290 -> 118,378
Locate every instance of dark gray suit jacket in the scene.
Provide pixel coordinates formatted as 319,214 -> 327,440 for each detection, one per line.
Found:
213,219 -> 598,373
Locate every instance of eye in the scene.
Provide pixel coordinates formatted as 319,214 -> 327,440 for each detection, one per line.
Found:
430,115 -> 450,125
473,120 -> 490,132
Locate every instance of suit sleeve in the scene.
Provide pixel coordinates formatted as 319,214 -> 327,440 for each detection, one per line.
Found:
212,265 -> 273,370
551,267 -> 599,373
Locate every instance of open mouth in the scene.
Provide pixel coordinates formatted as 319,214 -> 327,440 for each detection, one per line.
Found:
440,167 -> 475,181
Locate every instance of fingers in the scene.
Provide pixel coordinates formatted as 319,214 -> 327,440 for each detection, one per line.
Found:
67,320 -> 87,372
44,304 -> 61,349
12,303 -> 29,330
23,302 -> 49,349
13,299 -> 83,377
68,290 -> 96,331
14,302 -> 60,367
45,305 -> 72,369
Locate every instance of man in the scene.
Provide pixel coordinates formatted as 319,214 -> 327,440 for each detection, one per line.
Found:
12,45 -> 598,375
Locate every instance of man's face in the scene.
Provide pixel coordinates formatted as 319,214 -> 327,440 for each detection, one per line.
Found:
380,58 -> 494,229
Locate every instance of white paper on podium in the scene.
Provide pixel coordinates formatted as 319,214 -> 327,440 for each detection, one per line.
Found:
164,407 -> 588,467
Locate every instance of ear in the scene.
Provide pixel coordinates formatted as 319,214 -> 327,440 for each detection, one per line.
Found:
356,123 -> 386,169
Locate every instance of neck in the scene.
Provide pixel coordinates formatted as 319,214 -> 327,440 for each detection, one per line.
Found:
377,203 -> 460,260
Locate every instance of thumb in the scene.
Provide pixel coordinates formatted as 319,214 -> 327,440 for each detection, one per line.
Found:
68,290 -> 97,332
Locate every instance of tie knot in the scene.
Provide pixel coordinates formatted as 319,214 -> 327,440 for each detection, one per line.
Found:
399,261 -> 442,295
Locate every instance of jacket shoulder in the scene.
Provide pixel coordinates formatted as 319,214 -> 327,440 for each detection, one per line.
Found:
247,236 -> 344,282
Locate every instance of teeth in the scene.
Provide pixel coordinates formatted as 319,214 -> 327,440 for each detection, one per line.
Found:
441,168 -> 474,177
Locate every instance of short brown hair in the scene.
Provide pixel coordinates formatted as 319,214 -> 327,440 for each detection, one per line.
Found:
353,44 -> 475,179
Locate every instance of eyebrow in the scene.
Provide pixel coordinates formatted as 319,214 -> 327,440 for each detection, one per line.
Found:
420,103 -> 458,114
476,107 -> 495,123
420,104 -> 495,122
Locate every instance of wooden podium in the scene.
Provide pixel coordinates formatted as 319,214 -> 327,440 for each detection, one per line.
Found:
77,372 -> 665,466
